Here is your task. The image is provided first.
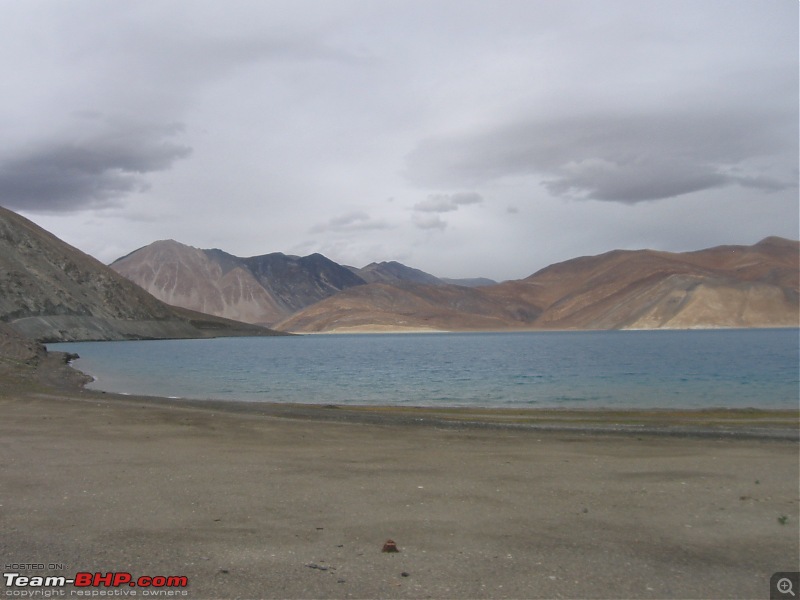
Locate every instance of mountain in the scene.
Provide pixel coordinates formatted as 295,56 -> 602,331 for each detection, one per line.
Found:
350,261 -> 497,288
110,235 -> 798,333
112,242 -> 499,327
111,241 -> 287,325
498,236 -> 799,330
277,238 -> 799,332
241,251 -> 366,314
440,277 -> 498,288
0,206 -> 278,342
275,282 -> 529,333
111,241 -> 367,326
351,261 -> 444,286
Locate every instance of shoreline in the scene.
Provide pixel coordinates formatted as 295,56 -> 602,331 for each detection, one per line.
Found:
28,347 -> 800,440
287,324 -> 800,334
48,328 -> 800,437
28,359 -> 800,441
61,387 -> 800,441
1,351 -> 798,598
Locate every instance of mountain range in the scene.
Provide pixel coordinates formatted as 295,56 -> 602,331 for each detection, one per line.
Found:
110,241 -> 495,326
111,236 -> 799,333
0,206 -> 279,345
3,203 -> 795,378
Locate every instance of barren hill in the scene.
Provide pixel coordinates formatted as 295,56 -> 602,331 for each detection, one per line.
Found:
112,242 -> 478,326
111,241 -> 367,326
275,282 -> 531,333
111,241 -> 286,325
278,238 -> 799,332
352,261 -> 444,286
110,233 -> 798,333
112,240 -> 500,327
498,237 -> 799,330
0,206 -> 277,342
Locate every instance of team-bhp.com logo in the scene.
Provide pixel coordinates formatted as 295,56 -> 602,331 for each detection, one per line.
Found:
4,572 -> 188,596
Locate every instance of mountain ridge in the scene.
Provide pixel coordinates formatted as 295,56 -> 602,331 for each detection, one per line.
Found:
279,238 -> 799,332
0,207 -> 280,343
111,234 -> 798,333
111,240 -> 368,326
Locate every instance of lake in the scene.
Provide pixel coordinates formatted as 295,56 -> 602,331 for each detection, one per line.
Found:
49,329 -> 799,410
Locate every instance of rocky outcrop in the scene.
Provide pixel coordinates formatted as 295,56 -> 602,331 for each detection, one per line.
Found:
0,322 -> 44,366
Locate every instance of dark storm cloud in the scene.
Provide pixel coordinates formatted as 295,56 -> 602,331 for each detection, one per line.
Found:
1,0 -> 795,279
0,118 -> 191,212
405,107 -> 798,203
0,4 -> 362,215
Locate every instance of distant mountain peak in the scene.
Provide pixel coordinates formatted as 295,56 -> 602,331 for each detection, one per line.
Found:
756,236 -> 798,248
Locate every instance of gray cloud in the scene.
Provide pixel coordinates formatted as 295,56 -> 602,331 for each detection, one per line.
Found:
0,4 -> 365,215
412,213 -> 447,231
411,191 -> 483,231
0,117 -> 191,212
0,1 -> 796,281
413,192 -> 483,213
310,211 -> 392,234
405,108 -> 798,203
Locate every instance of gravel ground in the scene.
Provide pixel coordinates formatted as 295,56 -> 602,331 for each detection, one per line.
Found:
1,383 -> 798,599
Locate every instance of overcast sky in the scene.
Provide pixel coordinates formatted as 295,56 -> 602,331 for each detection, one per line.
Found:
1,0 -> 797,281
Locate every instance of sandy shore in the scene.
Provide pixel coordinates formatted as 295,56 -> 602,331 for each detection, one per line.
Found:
1,358 -> 798,599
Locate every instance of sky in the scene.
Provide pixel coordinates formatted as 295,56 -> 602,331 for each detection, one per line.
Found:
1,0 -> 797,281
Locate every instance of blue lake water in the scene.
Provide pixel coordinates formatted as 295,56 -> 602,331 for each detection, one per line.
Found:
49,329 -> 799,410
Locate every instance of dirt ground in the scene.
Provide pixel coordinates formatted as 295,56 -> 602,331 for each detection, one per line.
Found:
1,382 -> 798,599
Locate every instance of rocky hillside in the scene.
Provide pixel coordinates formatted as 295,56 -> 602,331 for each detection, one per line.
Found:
0,206 -> 279,342
278,238 -> 799,332
351,261 -> 445,286
111,241 -> 467,325
111,241 -> 367,326
110,232 -> 798,333
241,251 -> 366,314
275,282 -> 530,333
111,241 -> 287,325
350,261 -> 496,288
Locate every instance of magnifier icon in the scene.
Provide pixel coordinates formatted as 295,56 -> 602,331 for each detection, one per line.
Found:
778,578 -> 796,596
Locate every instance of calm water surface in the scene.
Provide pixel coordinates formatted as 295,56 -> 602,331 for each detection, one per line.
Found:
49,329 -> 799,409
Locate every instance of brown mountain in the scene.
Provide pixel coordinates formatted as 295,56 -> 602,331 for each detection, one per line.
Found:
351,261 -> 445,286
0,206 -> 278,342
111,240 -> 287,325
350,261 -> 496,288
274,282 -> 530,333
498,236 -> 799,330
277,238 -> 799,332
111,241 -> 367,326
111,240 -> 502,327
